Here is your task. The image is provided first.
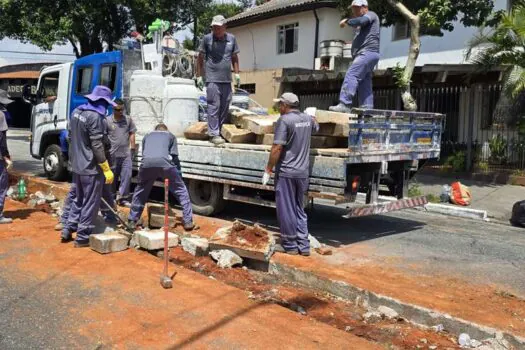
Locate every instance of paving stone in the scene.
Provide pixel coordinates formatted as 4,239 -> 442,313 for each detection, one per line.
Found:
310,136 -> 338,148
230,109 -> 256,127
135,230 -> 179,250
316,122 -> 350,137
184,122 -> 209,140
241,116 -> 279,135
181,237 -> 209,256
90,233 -> 129,254
221,124 -> 256,144
315,109 -> 357,123
256,134 -> 274,145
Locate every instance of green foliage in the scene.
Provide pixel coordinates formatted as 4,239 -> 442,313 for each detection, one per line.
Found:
392,63 -> 410,89
467,3 -> 525,99
337,0 -> 495,35
0,0 -> 209,57
426,194 -> 441,203
475,161 -> 489,172
182,37 -> 195,51
488,134 -> 508,164
444,151 -> 466,172
408,183 -> 422,197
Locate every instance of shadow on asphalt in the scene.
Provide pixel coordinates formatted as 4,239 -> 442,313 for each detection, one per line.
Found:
216,201 -> 426,248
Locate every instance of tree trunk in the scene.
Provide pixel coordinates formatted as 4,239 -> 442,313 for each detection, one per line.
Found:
386,0 -> 420,111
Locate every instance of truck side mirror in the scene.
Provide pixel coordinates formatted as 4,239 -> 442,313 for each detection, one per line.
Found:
22,84 -> 37,105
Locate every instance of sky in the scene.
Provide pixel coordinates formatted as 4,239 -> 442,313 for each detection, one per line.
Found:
0,0 -> 246,67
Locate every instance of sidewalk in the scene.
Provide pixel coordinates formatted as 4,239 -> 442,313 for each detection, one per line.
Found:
411,173 -> 525,222
0,199 -> 378,349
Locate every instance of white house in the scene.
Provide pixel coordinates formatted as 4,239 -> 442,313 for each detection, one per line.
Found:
228,0 -> 510,72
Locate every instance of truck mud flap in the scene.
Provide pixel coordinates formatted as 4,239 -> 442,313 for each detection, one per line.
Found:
343,196 -> 428,218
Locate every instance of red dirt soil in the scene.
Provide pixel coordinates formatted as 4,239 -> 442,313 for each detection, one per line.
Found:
0,199 -> 378,349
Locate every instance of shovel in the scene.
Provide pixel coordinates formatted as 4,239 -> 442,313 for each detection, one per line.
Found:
160,178 -> 174,289
100,197 -> 134,234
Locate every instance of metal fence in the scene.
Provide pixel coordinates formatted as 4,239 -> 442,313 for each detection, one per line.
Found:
299,84 -> 525,173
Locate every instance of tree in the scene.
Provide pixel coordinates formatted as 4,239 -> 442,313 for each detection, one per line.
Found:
466,1 -> 525,127
338,0 -> 496,110
0,0 -> 208,58
192,2 -> 250,40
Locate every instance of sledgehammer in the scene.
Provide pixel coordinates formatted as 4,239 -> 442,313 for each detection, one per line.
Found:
160,178 -> 174,289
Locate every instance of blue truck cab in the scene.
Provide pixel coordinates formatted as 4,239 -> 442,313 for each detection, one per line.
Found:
28,50 -> 141,180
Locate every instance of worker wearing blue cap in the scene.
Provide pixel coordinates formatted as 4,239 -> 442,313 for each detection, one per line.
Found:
62,85 -> 115,247
330,0 -> 380,113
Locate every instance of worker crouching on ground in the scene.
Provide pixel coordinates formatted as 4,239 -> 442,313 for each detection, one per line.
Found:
128,123 -> 195,231
330,0 -> 380,113
196,14 -> 241,145
0,90 -> 14,224
63,85 -> 115,248
263,93 -> 319,256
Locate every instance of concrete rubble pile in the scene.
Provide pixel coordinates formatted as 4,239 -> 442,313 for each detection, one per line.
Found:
183,107 -> 356,148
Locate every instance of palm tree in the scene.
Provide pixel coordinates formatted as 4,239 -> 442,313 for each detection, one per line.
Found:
466,2 -> 525,126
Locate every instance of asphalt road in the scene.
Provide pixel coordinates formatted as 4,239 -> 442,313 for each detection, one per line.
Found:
7,131 -> 525,296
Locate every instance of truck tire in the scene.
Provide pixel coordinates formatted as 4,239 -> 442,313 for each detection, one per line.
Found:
188,179 -> 225,216
43,144 -> 67,181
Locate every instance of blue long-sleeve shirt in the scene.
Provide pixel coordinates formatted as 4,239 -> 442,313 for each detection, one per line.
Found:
347,11 -> 380,56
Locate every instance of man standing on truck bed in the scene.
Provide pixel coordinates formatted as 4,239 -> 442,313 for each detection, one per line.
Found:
196,14 -> 241,145
0,90 -> 14,224
64,85 -> 115,248
105,99 -> 136,207
128,123 -> 195,231
263,93 -> 319,256
329,0 -> 380,113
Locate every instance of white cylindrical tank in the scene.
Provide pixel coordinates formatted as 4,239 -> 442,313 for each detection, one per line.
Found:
163,77 -> 200,137
129,70 -> 165,144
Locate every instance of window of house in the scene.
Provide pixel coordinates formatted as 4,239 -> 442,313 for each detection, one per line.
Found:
76,66 -> 93,95
39,72 -> 59,99
277,23 -> 299,54
239,83 -> 256,94
100,64 -> 118,91
392,22 -> 410,41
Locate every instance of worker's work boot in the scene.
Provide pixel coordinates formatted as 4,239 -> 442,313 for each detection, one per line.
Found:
54,222 -> 64,231
329,103 -> 353,114
0,216 -> 13,224
183,222 -> 197,231
74,240 -> 90,248
273,244 -> 299,255
60,229 -> 73,243
210,136 -> 225,145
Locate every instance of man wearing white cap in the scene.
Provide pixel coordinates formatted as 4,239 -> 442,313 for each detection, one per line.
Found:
330,0 -> 380,113
196,14 -> 241,145
263,93 -> 319,256
0,90 -> 14,224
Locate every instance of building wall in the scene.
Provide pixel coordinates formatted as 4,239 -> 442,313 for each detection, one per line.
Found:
229,8 -> 353,71
238,69 -> 283,108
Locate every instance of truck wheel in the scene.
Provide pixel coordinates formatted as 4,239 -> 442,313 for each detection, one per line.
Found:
188,179 -> 225,216
43,144 -> 67,181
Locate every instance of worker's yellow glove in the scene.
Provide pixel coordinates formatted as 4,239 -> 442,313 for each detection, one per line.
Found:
99,161 -> 114,185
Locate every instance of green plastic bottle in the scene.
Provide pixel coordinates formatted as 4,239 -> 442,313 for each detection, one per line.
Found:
18,178 -> 26,200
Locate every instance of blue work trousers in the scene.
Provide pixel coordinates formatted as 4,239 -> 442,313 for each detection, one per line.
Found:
340,51 -> 380,108
0,161 -> 8,218
69,173 -> 104,242
206,83 -> 232,137
128,166 -> 193,225
275,176 -> 310,253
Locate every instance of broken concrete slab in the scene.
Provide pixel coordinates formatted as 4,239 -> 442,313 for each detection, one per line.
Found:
377,305 -> 399,320
184,122 -> 209,140
230,109 -> 257,127
316,122 -> 350,137
147,203 -> 180,229
241,115 -> 279,135
210,249 -> 243,268
181,237 -> 209,256
221,124 -> 256,144
209,222 -> 274,261
90,233 -> 129,254
135,230 -> 179,251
